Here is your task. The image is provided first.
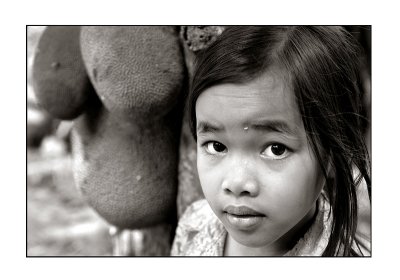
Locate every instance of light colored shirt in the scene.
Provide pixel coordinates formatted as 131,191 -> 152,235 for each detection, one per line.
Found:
171,195 -> 371,256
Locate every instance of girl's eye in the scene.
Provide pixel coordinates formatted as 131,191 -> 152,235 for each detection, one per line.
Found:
261,143 -> 290,159
204,141 -> 227,155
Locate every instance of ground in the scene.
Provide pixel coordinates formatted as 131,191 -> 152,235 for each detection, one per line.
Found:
27,146 -> 113,256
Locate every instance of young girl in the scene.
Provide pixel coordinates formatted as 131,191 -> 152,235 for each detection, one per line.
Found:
171,26 -> 371,256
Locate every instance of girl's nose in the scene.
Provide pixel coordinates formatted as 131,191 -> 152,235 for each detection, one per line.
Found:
221,165 -> 260,197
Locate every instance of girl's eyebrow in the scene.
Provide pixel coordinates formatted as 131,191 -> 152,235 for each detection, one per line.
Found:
250,120 -> 297,136
197,121 -> 225,134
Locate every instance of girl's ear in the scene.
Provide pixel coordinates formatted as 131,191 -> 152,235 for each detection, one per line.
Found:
321,155 -> 334,194
326,161 -> 334,178
324,152 -> 335,178
324,151 -> 334,179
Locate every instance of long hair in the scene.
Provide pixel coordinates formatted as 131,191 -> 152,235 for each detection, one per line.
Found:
188,26 -> 371,256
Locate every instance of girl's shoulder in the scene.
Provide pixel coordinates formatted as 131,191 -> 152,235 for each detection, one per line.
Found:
354,231 -> 371,256
171,199 -> 226,256
178,199 -> 215,230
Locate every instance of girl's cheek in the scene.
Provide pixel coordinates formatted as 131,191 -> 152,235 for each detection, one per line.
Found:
197,153 -> 212,176
197,155 -> 223,186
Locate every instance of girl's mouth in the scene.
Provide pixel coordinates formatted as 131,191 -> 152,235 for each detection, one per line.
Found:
224,205 -> 264,216
223,205 -> 265,230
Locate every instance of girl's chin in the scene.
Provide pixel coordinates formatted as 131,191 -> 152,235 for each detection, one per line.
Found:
226,228 -> 278,248
226,233 -> 289,256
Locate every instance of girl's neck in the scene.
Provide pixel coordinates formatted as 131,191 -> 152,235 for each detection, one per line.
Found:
223,202 -> 318,256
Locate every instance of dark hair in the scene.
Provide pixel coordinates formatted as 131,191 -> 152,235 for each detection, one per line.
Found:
188,26 -> 371,256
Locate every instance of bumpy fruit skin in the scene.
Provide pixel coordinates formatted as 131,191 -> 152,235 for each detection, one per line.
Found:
32,26 -> 90,120
71,27 -> 186,229
80,26 -> 185,118
72,97 -> 182,228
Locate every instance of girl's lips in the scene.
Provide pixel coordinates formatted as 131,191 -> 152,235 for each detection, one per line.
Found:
223,205 -> 265,230
223,205 -> 264,216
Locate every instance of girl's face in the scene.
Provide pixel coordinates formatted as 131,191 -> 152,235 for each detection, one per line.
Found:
195,71 -> 325,255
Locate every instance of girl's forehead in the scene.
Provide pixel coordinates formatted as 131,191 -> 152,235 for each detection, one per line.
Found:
196,72 -> 302,129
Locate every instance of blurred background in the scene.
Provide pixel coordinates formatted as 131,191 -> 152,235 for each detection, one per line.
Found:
27,26 -> 113,256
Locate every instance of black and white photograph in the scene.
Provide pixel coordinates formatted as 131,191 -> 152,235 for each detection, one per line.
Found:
4,0 -> 399,278
26,25 -> 371,257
